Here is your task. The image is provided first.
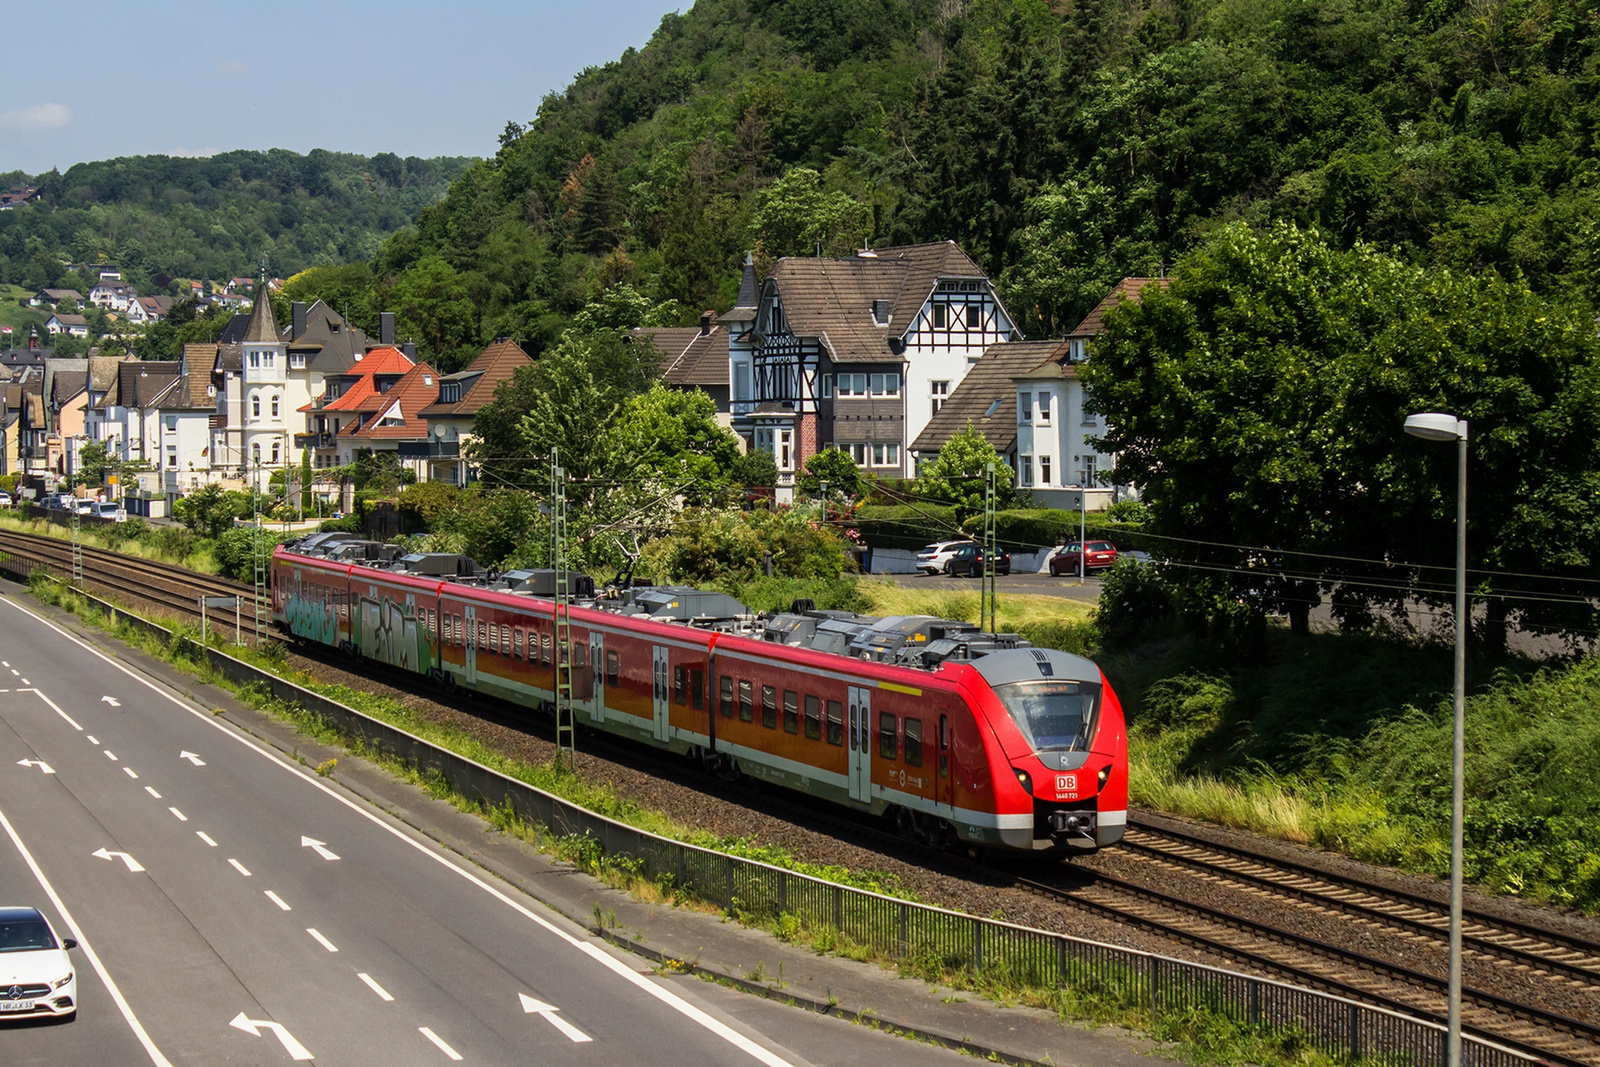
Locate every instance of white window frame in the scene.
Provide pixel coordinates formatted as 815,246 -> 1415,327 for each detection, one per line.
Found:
837,373 -> 868,397
1040,455 -> 1052,486
868,373 -> 900,397
1036,392 -> 1051,424
1018,393 -> 1031,423
1019,454 -> 1033,487
930,380 -> 948,417
847,442 -> 868,464
871,442 -> 900,467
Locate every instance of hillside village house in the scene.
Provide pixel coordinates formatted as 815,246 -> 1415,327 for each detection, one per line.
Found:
415,339 -> 534,485
913,277 -> 1163,509
338,360 -> 441,481
30,288 -> 83,309
299,345 -> 416,468
88,279 -> 136,312
124,295 -> 174,324
709,242 -> 1017,500
45,313 -> 89,338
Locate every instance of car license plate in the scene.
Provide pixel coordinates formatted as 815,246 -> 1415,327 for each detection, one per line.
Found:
0,1000 -> 35,1011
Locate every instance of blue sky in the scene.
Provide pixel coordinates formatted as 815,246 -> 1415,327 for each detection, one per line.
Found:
0,1 -> 682,175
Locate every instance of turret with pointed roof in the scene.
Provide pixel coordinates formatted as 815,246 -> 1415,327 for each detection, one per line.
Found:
241,281 -> 281,345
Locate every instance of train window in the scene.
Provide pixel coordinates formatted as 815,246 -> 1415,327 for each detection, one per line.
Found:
488,623 -> 499,654
719,676 -> 734,717
502,626 -> 512,657
783,690 -> 799,734
826,700 -> 844,746
879,712 -> 898,760
477,620 -> 487,649
540,632 -> 551,666
606,649 -> 619,687
573,641 -> 586,669
905,718 -> 923,767
804,695 -> 821,740
513,627 -> 523,660
690,668 -> 705,709
673,665 -> 686,705
427,609 -> 436,637
738,679 -> 754,722
761,685 -> 777,729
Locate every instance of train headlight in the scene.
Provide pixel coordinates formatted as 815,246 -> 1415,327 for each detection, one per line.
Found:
1097,765 -> 1111,789
1013,768 -> 1033,796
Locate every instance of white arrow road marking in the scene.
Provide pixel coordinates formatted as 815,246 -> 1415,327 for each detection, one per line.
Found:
2,808 -> 174,1067
229,1012 -> 313,1061
101,696 -> 120,707
306,928 -> 337,953
300,836 -> 339,861
265,891 -> 290,911
197,831 -> 217,847
15,759 -> 54,774
357,973 -> 392,1001
228,859 -> 251,877
93,847 -> 145,872
520,993 -> 593,1043
179,751 -> 205,766
418,1027 -> 462,1061
168,807 -> 186,821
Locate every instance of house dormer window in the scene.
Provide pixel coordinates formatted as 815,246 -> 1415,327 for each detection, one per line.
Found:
290,354 -> 306,369
439,382 -> 462,404
931,304 -> 946,329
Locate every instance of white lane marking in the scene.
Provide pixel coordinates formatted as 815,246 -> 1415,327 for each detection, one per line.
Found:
104,750 -> 117,760
124,767 -> 139,779
301,836 -> 339,860
520,993 -> 593,1043
179,750 -> 205,766
15,758 -> 55,774
306,928 -> 337,952
18,678 -> 28,686
0,807 -> 174,1066
357,972 -> 393,1001
0,593 -> 801,1067
88,735 -> 98,744
2,660 -> 9,666
9,668 -> 16,675
28,690 -> 81,730
102,695 -> 120,707
229,1012 -> 313,1061
418,1027 -> 463,1061
228,858 -> 251,877
146,786 -> 163,799
92,847 -> 146,872
168,806 -> 186,821
197,831 -> 217,847
265,890 -> 291,911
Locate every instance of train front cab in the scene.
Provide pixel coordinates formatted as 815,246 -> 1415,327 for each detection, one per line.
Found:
963,649 -> 1128,854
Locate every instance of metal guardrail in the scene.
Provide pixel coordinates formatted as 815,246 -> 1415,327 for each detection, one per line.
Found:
0,563 -> 1550,1067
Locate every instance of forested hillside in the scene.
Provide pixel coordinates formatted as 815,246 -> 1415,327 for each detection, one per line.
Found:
343,0 -> 1599,364
0,150 -> 473,296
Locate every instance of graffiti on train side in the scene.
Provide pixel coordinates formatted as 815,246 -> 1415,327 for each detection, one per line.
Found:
285,593 -> 339,645
359,594 -> 433,675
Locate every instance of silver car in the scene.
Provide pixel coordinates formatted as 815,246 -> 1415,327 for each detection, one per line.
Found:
914,540 -> 975,575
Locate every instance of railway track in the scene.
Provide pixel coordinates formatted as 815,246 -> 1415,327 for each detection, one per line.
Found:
3,528 -> 1597,1063
0,527 -> 255,624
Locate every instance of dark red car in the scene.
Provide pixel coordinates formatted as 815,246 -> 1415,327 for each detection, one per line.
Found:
1049,540 -> 1118,576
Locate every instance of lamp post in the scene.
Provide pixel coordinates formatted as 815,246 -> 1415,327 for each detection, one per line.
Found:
1403,411 -> 1467,1067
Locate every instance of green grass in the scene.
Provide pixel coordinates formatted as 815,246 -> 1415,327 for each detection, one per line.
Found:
0,284 -> 48,338
0,510 -> 220,573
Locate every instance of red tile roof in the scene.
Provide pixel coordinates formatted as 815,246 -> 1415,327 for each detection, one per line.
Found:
345,362 -> 440,440
301,346 -> 415,413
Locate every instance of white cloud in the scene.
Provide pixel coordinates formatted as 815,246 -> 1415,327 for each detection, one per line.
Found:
213,60 -> 248,76
0,103 -> 72,131
169,147 -> 218,158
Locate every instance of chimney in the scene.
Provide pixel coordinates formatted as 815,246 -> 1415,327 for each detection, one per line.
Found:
380,312 -> 395,346
699,311 -> 714,336
401,341 -> 417,360
291,301 -> 306,339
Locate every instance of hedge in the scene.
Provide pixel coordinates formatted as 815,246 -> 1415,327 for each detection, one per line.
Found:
854,504 -> 1151,554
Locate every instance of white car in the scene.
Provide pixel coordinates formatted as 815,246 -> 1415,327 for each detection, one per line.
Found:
93,501 -> 126,522
914,540 -> 975,575
0,907 -> 77,1021
0,491 -> 11,507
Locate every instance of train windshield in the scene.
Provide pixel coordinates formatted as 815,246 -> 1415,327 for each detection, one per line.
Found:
993,680 -> 1099,751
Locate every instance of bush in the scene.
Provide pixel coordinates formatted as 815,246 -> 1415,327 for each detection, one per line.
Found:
854,504 -> 961,550
727,575 -> 870,614
1105,499 -> 1149,524
212,527 -> 289,581
145,526 -> 198,560
1095,557 -> 1176,649
318,515 -> 362,533
641,507 -> 854,584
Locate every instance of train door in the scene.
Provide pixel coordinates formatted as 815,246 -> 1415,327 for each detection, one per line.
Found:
936,712 -> 953,813
651,646 -> 670,743
847,685 -> 872,803
463,603 -> 477,685
590,632 -> 605,723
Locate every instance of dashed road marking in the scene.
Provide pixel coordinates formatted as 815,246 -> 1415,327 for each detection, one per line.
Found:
358,972 -> 393,1001
197,831 -> 217,846
168,807 -> 185,821
306,928 -> 337,953
124,767 -> 138,779
419,1027 -> 463,1061
228,858 -> 251,877
146,786 -> 162,799
265,891 -> 291,911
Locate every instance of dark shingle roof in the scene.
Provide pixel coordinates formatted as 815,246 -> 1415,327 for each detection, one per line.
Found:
1067,277 -> 1169,338
636,324 -> 728,388
240,284 -> 279,345
419,339 -> 532,419
911,340 -> 1067,457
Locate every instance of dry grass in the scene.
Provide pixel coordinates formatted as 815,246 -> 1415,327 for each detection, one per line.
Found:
857,576 -> 1094,630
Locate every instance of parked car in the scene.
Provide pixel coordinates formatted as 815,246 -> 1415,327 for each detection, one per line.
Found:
1049,540 -> 1119,576
0,906 -> 78,1021
0,491 -> 11,507
942,542 -> 1011,577
914,540 -> 974,575
93,501 -> 126,522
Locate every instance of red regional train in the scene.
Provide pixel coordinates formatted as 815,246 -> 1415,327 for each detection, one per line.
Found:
271,534 -> 1127,854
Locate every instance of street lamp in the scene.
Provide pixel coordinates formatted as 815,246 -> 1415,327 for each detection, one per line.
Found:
1403,411 -> 1467,1067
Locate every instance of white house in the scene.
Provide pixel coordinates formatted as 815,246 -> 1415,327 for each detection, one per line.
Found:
124,295 -> 174,325
88,280 -> 136,312
45,314 -> 89,338
152,369 -> 219,501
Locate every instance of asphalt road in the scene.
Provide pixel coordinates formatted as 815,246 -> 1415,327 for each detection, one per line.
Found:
892,569 -> 1107,604
0,593 -> 975,1066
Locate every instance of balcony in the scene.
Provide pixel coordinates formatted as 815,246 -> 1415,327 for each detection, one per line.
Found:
295,432 -> 335,448
398,441 -> 459,459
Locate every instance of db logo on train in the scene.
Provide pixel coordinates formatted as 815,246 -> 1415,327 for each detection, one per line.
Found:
1055,774 -> 1077,797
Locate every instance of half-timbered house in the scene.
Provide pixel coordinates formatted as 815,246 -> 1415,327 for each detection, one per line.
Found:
728,242 -> 1016,497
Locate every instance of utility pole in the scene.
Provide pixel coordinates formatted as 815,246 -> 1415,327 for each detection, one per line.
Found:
550,447 -> 575,769
70,500 -> 83,589
981,461 -> 997,633
250,452 -> 269,647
